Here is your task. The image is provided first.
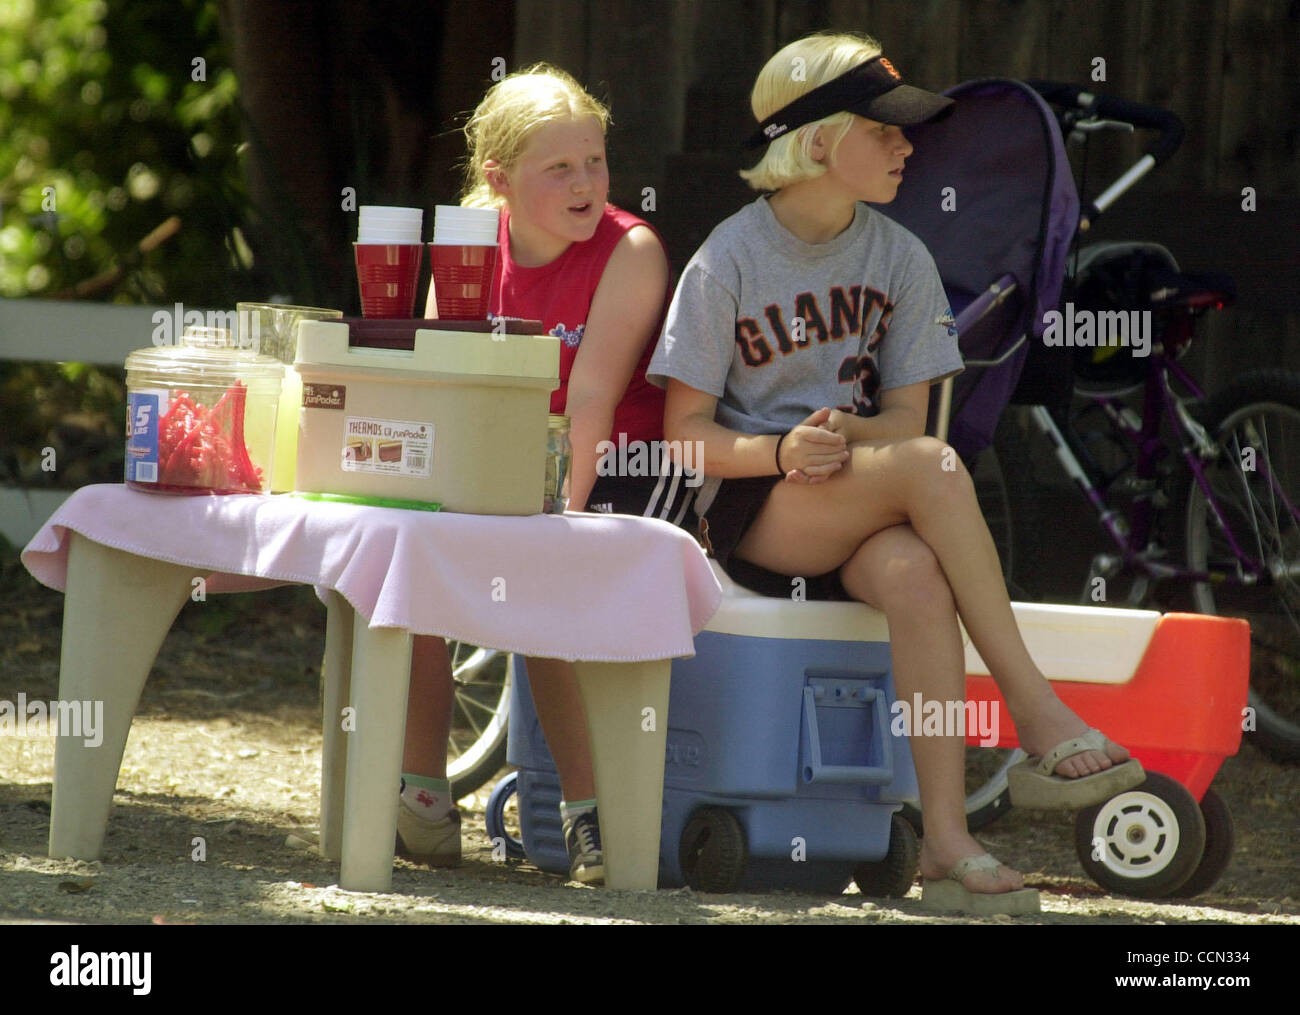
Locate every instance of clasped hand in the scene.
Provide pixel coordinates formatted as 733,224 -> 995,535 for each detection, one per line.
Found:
779,407 -> 852,485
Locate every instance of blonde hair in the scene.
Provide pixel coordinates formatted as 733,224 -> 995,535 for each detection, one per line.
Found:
460,63 -> 612,209
739,32 -> 883,192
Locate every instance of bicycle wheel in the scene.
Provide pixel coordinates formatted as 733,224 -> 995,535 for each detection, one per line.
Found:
900,746 -> 1024,835
446,641 -> 513,798
1184,369 -> 1300,762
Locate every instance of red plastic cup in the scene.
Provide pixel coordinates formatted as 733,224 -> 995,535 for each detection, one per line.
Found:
429,243 -> 498,320
354,243 -> 423,318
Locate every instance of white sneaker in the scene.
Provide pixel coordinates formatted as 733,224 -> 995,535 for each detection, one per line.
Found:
395,796 -> 462,867
562,808 -> 604,885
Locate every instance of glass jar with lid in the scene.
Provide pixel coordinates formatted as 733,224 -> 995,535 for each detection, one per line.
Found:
124,325 -> 283,494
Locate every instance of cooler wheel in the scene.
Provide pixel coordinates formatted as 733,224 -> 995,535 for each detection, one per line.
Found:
852,813 -> 920,898
680,807 -> 747,893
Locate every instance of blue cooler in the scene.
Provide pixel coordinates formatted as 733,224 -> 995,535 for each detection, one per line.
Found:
494,562 -> 920,893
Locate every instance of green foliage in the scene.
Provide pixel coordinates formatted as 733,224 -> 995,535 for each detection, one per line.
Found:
0,360 -> 125,486
1,0 -> 263,489
0,0 -> 253,304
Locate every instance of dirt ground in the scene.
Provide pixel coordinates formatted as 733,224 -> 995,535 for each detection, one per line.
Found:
1,552 -> 1297,926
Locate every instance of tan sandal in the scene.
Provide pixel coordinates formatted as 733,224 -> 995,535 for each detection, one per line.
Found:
1007,728 -> 1144,810
920,854 -> 1041,915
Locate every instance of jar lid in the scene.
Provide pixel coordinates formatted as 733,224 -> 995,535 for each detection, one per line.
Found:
125,326 -> 284,383
180,325 -> 239,349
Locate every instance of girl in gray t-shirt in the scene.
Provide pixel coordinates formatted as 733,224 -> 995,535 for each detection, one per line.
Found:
648,31 -> 1144,914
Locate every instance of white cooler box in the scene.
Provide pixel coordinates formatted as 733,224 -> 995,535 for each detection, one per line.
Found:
294,321 -> 559,514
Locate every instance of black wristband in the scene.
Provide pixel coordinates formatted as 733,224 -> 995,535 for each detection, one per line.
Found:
774,430 -> 790,476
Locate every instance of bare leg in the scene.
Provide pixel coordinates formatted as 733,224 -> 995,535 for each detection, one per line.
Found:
736,436 -> 1131,775
524,657 -> 596,802
403,640 -> 595,801
838,526 -> 1023,893
403,634 -> 454,780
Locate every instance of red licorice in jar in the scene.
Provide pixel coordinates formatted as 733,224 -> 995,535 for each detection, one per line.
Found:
124,327 -> 283,495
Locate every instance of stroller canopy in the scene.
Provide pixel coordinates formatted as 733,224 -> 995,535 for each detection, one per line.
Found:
879,78 -> 1079,461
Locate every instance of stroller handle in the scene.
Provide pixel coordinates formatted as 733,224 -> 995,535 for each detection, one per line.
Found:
1026,80 -> 1185,167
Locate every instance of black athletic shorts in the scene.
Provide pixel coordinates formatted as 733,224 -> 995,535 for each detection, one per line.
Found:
584,469 -> 700,526
699,475 -> 850,601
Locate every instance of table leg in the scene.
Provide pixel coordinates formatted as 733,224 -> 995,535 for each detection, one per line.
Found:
49,535 -> 201,860
338,612 -> 412,892
319,592 -> 354,862
572,659 -> 671,890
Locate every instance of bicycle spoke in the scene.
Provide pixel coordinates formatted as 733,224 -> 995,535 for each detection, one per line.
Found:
1253,418 -> 1282,553
455,700 -> 485,739
1239,419 -> 1290,560
439,642 -> 514,795
1250,415 -> 1300,545
1202,424 -> 1295,576
451,646 -> 491,682
457,692 -> 502,718
1238,420 -> 1300,600
1188,388 -> 1300,749
1228,428 -> 1267,563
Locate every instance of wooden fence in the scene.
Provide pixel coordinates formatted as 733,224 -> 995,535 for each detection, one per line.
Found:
514,0 -> 1299,380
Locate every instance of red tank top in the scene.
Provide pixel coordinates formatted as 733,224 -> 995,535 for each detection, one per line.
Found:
489,204 -> 667,444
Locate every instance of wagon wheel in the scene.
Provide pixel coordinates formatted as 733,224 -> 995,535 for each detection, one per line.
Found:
1167,786 -> 1234,899
1073,771 -> 1206,898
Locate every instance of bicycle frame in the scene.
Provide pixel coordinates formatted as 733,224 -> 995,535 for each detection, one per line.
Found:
1022,350 -> 1300,591
1011,82 -> 1300,596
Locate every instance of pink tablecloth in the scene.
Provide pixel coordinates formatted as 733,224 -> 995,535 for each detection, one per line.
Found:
22,484 -> 722,662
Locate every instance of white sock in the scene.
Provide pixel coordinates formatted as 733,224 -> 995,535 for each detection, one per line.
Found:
400,774 -> 453,821
560,798 -> 597,825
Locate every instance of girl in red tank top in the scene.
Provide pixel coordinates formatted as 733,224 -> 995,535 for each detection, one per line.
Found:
490,202 -> 666,448
405,65 -> 678,885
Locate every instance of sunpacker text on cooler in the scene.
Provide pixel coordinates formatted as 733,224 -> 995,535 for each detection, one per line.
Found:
348,420 -> 428,442
340,415 -> 433,475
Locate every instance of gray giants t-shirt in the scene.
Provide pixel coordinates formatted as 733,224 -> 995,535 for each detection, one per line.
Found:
648,196 -> 962,437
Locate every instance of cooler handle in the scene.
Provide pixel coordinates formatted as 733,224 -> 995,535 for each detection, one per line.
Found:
800,685 -> 895,785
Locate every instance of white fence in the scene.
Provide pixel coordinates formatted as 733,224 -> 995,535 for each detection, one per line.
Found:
0,299 -> 219,547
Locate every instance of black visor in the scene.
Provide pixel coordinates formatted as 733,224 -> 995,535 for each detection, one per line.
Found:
744,55 -> 954,150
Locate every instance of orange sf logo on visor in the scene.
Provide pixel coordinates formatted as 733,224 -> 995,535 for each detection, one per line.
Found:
878,57 -> 901,80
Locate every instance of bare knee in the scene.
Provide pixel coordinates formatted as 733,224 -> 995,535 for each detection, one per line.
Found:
892,437 -> 975,513
841,530 -> 954,615
843,436 -> 972,504
901,435 -> 969,477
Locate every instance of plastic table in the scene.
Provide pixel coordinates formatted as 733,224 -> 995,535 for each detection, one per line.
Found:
22,484 -> 722,892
